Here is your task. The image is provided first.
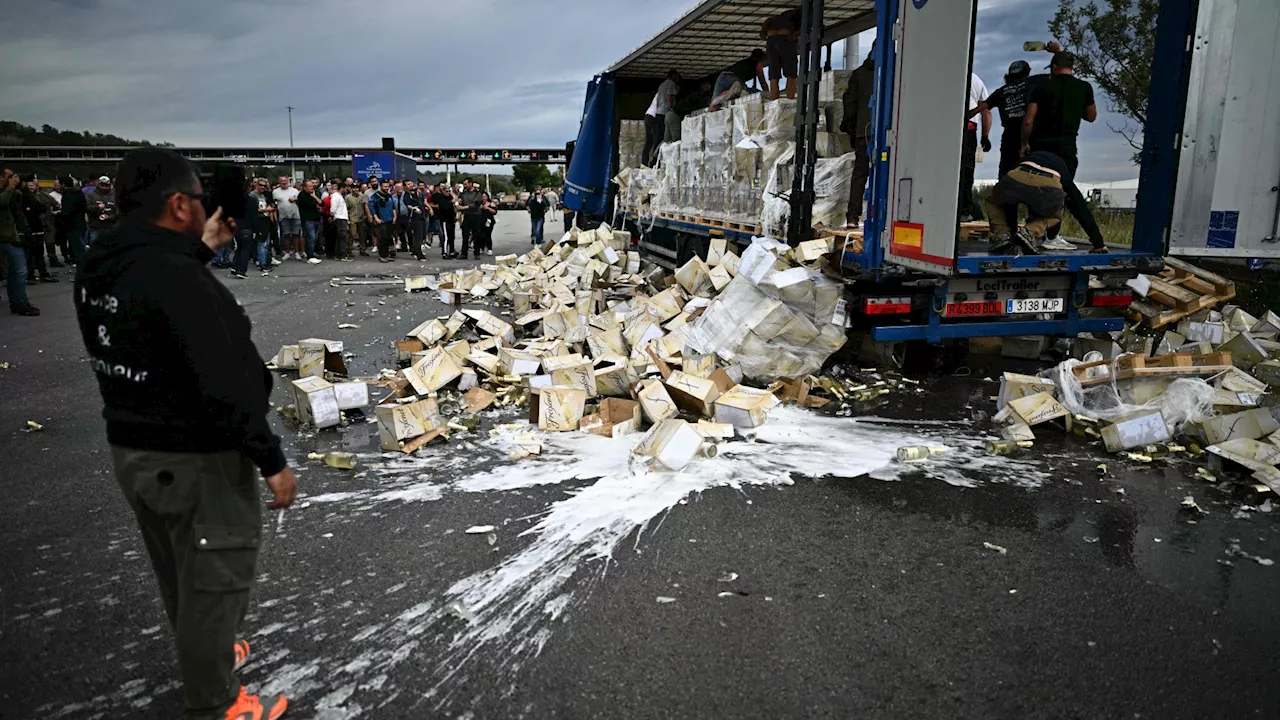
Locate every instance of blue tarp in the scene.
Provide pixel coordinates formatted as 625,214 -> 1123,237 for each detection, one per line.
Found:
563,74 -> 615,217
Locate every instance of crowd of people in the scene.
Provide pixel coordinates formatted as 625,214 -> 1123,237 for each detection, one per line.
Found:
0,168 -> 565,316
221,175 -> 503,277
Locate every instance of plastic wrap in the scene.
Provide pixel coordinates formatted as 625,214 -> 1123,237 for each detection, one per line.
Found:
702,150 -> 733,219
680,114 -> 705,151
815,131 -> 852,159
652,142 -> 681,214
684,238 -> 847,381
812,152 -> 856,228
678,147 -> 704,216
1048,360 -> 1218,431
759,99 -> 796,145
703,109 -> 733,153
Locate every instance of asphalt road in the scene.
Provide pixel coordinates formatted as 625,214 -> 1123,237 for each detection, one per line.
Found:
2,211 -> 1279,719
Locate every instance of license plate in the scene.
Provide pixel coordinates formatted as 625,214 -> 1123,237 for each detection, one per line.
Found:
944,300 -> 1004,317
1006,298 -> 1064,314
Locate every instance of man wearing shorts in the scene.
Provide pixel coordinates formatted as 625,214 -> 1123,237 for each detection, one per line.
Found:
763,8 -> 801,100
272,177 -> 302,259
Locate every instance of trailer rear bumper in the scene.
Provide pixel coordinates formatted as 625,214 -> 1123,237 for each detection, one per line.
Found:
871,316 -> 1124,342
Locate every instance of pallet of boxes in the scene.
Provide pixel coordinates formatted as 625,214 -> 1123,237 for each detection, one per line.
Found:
375,224 -> 851,472
988,258 -> 1280,492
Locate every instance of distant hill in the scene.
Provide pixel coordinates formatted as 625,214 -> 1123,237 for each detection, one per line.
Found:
0,120 -> 172,147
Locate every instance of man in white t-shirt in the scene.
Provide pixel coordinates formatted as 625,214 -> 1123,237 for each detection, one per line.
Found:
642,70 -> 680,167
960,72 -> 992,221
272,177 -> 303,259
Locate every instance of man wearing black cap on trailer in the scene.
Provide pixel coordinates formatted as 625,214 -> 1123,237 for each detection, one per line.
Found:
1022,49 -> 1108,253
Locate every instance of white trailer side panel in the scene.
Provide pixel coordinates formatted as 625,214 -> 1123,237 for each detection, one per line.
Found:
883,0 -> 978,274
1170,0 -> 1280,257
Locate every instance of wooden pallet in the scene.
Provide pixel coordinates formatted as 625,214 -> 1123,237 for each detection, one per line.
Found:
959,220 -> 992,240
1071,350 -> 1234,387
1126,258 -> 1236,329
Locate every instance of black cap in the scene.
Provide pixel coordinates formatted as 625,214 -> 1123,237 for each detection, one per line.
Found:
20,173 -> 36,182
1006,60 -> 1031,81
1050,51 -> 1075,69
59,175 -> 75,186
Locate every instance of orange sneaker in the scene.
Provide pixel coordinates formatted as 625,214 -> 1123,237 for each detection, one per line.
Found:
222,686 -> 287,720
233,639 -> 251,672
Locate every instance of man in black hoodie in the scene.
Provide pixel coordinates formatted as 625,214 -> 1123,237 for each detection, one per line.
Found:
74,148 -> 295,720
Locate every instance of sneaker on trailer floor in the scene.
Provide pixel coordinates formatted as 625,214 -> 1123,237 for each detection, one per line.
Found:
1040,236 -> 1076,251
222,686 -> 287,720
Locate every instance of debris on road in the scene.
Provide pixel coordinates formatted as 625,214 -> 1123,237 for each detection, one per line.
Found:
465,525 -> 497,535
983,542 -> 1008,555
308,451 -> 357,470
24,420 -> 44,432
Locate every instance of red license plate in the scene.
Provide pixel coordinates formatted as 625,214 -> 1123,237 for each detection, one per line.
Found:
944,301 -> 1004,317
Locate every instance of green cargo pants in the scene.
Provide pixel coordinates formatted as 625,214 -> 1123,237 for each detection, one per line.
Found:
111,447 -> 262,719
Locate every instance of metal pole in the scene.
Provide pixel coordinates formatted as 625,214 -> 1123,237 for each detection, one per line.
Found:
788,0 -> 825,246
287,106 -> 295,178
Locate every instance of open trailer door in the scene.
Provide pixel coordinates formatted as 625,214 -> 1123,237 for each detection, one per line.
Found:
883,0 -> 978,274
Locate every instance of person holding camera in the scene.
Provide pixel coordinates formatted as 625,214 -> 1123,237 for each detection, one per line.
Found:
74,147 -> 296,720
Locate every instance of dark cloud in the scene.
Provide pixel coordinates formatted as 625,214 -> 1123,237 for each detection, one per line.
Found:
2,0 -> 1137,182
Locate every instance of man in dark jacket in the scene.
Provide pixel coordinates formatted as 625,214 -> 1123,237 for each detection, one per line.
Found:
74,147 -> 295,720
527,187 -> 549,246
86,175 -> 117,246
1,169 -> 38,315
56,175 -> 88,265
840,46 -> 875,225
19,175 -> 58,283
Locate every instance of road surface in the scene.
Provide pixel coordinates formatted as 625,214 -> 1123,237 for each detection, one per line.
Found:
2,212 -> 1279,719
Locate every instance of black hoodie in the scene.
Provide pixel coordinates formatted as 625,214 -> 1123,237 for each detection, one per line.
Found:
74,221 -> 286,477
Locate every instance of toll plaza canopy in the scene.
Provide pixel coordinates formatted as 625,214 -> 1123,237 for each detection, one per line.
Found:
606,0 -> 876,79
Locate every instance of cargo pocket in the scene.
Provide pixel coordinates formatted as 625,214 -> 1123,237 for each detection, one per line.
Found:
192,524 -> 261,592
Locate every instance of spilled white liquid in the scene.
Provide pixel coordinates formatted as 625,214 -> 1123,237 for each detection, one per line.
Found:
60,405 -> 1051,718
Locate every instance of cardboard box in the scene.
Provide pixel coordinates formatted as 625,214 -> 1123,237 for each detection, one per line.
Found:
272,345 -> 300,369
714,385 -> 780,428
708,263 -> 733,292
541,353 -> 586,373
638,379 -> 678,424
633,418 -> 704,471
580,398 -> 641,437
1253,360 -> 1280,388
1101,410 -> 1171,451
1218,331 -> 1269,370
997,372 -> 1057,410
375,397 -> 442,451
298,339 -> 328,378
499,347 -> 542,376
468,350 -> 500,375
1199,408 -> 1280,445
292,377 -> 341,429
682,353 -> 716,378
551,359 -> 599,397
538,386 -> 587,431
587,328 -> 627,358
1180,320 -> 1226,344
665,371 -> 721,417
694,421 -> 735,439
706,237 -> 728,267
675,257 -> 712,296
409,318 -> 448,347
444,339 -> 471,366
1006,392 -> 1070,426
298,338 -> 347,378
795,238 -> 833,263
333,381 -> 369,411
594,357 -> 636,397
396,339 -> 425,364
405,346 -> 463,394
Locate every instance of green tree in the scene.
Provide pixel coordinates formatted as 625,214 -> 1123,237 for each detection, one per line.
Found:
511,164 -> 554,191
1049,0 -> 1159,154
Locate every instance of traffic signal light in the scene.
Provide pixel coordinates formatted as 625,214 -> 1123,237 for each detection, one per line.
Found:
502,151 -> 510,160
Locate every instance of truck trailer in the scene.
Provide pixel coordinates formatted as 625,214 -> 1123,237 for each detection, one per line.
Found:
563,0 -> 1280,351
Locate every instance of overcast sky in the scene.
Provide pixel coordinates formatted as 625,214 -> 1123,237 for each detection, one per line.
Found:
0,0 -> 1138,183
